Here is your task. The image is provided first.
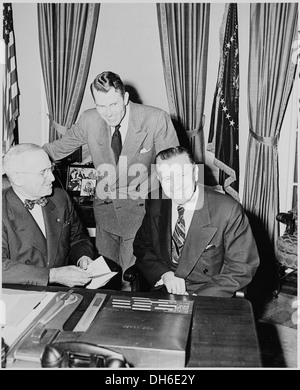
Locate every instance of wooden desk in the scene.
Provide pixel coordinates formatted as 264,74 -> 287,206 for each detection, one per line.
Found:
3,284 -> 262,368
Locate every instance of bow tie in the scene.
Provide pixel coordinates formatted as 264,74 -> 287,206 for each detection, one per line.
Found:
24,197 -> 48,210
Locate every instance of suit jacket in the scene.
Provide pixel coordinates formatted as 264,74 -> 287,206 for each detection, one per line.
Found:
2,187 -> 95,286
43,101 -> 179,239
133,185 -> 260,297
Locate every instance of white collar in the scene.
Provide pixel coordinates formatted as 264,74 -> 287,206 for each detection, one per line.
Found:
111,103 -> 130,134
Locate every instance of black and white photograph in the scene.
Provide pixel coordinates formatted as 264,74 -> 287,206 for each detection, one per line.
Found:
66,165 -> 97,193
1,1 -> 299,372
80,178 -> 96,197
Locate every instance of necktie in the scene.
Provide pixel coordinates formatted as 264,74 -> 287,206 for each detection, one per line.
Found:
172,205 -> 185,265
111,124 -> 122,164
24,197 -> 48,210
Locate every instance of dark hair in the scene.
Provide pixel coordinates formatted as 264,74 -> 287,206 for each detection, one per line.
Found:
155,146 -> 195,165
90,71 -> 125,99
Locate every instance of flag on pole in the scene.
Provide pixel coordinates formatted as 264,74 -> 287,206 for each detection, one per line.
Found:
207,3 -> 239,201
2,3 -> 20,153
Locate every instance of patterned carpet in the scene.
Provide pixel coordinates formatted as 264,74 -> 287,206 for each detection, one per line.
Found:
255,272 -> 298,368
259,292 -> 298,329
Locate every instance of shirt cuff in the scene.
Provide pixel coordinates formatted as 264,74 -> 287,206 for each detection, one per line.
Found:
154,278 -> 164,288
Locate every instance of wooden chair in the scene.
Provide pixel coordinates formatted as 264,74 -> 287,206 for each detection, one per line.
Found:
123,264 -> 151,292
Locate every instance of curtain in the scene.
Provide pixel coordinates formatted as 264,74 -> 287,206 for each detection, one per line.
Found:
37,3 -> 100,143
243,3 -> 298,298
157,3 -> 210,163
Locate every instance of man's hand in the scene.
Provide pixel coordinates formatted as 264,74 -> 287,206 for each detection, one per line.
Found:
77,256 -> 94,270
49,266 -> 92,287
161,271 -> 188,295
47,116 -> 67,136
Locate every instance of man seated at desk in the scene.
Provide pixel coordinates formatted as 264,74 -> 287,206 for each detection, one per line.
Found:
133,146 -> 260,297
2,143 -> 120,288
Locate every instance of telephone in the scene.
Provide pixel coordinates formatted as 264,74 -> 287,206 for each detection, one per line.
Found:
41,341 -> 129,368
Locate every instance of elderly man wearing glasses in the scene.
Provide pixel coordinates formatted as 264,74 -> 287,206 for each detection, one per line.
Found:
2,143 -> 121,288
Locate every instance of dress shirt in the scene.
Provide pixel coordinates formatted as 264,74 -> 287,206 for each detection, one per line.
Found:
154,186 -> 199,289
171,186 -> 199,235
13,189 -> 46,237
110,104 -> 130,145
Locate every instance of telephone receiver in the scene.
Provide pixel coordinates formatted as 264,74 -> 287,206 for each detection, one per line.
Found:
41,341 -> 129,368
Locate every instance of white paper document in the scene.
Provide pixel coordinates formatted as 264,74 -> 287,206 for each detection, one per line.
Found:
1,289 -> 46,327
1,289 -> 56,347
86,256 -> 117,289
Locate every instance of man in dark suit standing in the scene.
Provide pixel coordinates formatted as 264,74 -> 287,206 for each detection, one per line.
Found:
133,146 -> 260,297
43,71 -> 179,288
2,143 -> 119,288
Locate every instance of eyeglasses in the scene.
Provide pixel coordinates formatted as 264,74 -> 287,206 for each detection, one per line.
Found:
16,164 -> 55,179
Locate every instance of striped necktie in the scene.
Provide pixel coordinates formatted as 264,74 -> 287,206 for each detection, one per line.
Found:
171,205 -> 185,265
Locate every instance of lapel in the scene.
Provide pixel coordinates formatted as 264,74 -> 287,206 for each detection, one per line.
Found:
42,197 -> 63,267
147,188 -> 173,261
95,115 -> 116,167
157,197 -> 172,261
6,188 -> 47,256
94,103 -> 147,184
175,186 -> 217,279
118,102 -> 148,179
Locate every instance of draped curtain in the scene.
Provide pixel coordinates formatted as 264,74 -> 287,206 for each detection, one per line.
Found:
156,3 -> 210,163
242,3 -> 298,297
37,3 -> 100,142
